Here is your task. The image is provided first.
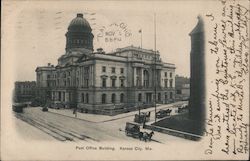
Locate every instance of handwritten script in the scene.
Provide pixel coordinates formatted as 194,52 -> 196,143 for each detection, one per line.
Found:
205,0 -> 249,157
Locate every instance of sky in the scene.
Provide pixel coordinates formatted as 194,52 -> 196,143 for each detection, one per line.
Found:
2,0 -> 209,81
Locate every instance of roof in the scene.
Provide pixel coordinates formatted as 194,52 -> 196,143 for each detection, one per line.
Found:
189,16 -> 204,35
109,45 -> 160,55
68,13 -> 92,32
35,66 -> 55,72
15,81 -> 36,84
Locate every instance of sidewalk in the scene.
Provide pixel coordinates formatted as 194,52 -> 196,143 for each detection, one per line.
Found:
48,101 -> 187,123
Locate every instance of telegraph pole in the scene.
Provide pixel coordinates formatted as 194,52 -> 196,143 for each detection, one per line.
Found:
154,13 -> 157,123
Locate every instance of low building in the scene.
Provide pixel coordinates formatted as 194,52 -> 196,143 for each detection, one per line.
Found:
175,75 -> 190,101
13,81 -> 36,103
35,13 -> 176,115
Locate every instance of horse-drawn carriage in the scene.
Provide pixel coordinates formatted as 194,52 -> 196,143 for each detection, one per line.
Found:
178,103 -> 188,113
134,112 -> 151,123
125,122 -> 154,142
125,122 -> 141,137
156,109 -> 172,118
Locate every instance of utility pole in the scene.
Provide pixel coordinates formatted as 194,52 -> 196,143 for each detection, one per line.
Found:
154,13 -> 157,123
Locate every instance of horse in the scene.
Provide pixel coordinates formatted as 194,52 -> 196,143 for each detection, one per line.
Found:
141,131 -> 154,142
138,132 -> 144,140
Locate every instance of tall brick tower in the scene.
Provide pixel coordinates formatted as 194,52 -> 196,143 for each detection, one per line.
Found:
188,16 -> 205,134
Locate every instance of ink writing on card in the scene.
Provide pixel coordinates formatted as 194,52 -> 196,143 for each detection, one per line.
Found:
205,0 -> 249,156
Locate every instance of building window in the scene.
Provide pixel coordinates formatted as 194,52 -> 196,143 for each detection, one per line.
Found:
111,79 -> 116,87
170,79 -> 173,88
111,67 -> 116,73
165,72 -> 167,77
120,68 -> 124,74
164,79 -> 168,88
102,66 -> 106,72
58,92 -> 61,101
68,92 -> 71,101
158,93 -> 161,101
136,77 -> 140,86
177,90 -> 182,94
76,78 -> 79,86
120,79 -> 124,87
102,94 -> 106,104
67,78 -> 70,86
86,93 -> 89,103
170,92 -> 173,99
120,93 -> 124,103
102,78 -> 106,87
111,93 -> 116,103
47,75 -> 51,79
84,67 -> 89,75
138,93 -> 142,102
62,92 -> 65,102
81,93 -> 84,102
165,92 -> 168,100
170,72 -> 172,78
136,68 -> 140,75
84,79 -> 89,87
143,70 -> 149,87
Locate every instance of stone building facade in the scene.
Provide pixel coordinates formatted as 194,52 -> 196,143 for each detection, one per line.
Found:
36,13 -> 176,115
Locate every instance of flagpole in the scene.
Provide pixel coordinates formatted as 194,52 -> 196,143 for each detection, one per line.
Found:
141,30 -> 142,49
154,13 -> 157,123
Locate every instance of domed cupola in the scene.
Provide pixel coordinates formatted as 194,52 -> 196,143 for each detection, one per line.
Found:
65,13 -> 94,52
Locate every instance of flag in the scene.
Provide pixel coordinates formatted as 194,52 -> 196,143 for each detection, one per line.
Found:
139,29 -> 142,33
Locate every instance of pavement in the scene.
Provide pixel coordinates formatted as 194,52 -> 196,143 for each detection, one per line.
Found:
48,101 -> 187,123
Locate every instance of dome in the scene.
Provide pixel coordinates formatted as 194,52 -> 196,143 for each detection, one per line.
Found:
65,13 -> 94,52
68,13 -> 92,32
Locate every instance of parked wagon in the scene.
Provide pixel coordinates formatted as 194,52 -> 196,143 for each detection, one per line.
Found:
156,109 -> 172,118
125,122 -> 141,137
134,112 -> 150,123
12,103 -> 27,113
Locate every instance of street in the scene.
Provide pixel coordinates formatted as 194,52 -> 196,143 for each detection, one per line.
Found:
14,101 -> 190,144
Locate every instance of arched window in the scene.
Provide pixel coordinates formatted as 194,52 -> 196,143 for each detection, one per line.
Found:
120,93 -> 124,103
102,94 -> 106,104
111,93 -> 116,103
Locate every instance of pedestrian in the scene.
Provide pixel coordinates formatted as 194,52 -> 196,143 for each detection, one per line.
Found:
73,108 -> 77,118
